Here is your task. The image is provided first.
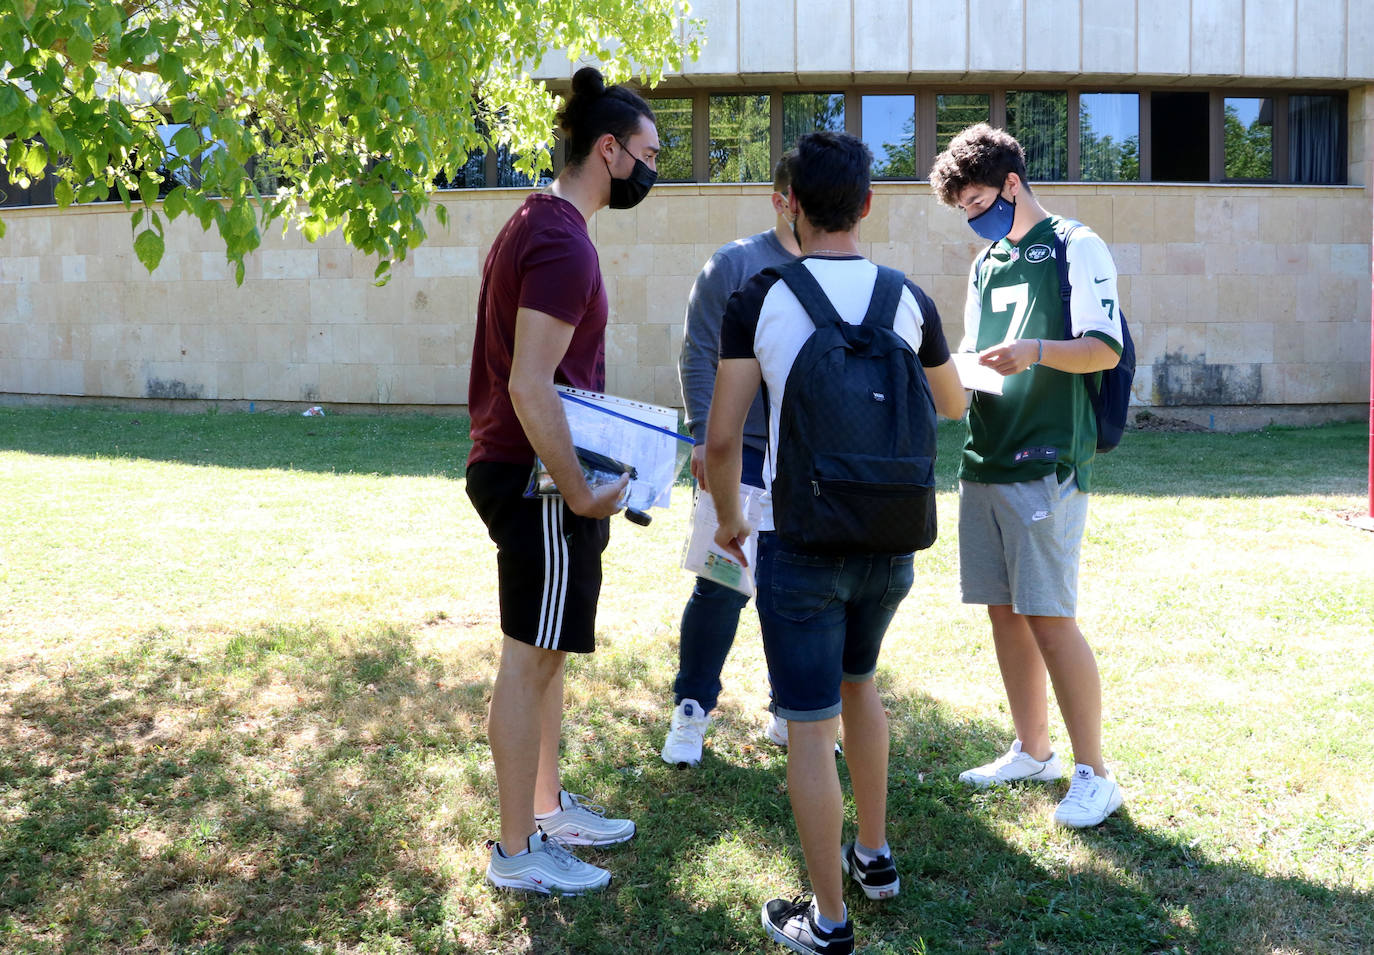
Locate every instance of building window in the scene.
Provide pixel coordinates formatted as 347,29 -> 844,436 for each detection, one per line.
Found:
936,94 -> 990,154
709,93 -> 772,183
1079,93 -> 1140,182
782,92 -> 845,150
1224,97 -> 1274,181
435,150 -> 486,189
649,97 -> 694,182
496,146 -> 552,188
862,95 -> 917,179
1289,94 -> 1343,185
1006,91 -> 1067,181
1151,91 -> 1209,182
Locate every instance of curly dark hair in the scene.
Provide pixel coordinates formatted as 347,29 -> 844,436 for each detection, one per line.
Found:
928,123 -> 1029,208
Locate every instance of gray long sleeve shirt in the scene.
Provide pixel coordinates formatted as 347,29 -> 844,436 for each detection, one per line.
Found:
678,228 -> 795,452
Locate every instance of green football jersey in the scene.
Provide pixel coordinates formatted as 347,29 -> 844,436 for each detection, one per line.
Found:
958,215 -> 1123,492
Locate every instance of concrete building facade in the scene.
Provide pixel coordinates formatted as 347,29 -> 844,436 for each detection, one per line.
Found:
1,0 -> 1371,422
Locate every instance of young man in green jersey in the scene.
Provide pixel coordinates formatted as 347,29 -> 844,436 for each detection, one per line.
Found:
929,123 -> 1125,828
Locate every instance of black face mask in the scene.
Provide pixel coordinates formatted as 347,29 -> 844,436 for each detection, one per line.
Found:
606,140 -> 657,209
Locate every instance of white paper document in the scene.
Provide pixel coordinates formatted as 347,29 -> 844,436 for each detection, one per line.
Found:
555,386 -> 693,514
681,486 -> 763,596
951,351 -> 1005,395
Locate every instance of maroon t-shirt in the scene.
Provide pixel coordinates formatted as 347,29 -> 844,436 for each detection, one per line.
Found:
467,193 -> 608,466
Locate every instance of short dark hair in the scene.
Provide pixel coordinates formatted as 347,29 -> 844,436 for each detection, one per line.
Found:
556,67 -> 657,166
786,132 -> 871,233
772,150 -> 796,194
928,123 -> 1029,207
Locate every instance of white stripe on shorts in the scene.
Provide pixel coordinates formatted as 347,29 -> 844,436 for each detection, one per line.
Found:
536,496 -> 570,649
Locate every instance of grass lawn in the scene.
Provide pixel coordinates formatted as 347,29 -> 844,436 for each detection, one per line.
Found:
1,406 -> 1370,954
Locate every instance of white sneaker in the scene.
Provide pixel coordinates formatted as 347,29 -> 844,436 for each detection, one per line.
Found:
765,712 -> 842,755
661,698 -> 711,768
959,739 -> 1063,789
1053,764 -> 1124,828
485,829 -> 611,896
766,711 -> 790,747
537,790 -> 636,847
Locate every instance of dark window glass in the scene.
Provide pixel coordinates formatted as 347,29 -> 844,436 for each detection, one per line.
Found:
1006,91 -> 1067,181
862,95 -> 917,179
1224,97 -> 1274,180
936,94 -> 990,154
433,150 -> 486,189
782,92 -> 845,151
1151,91 -> 1209,181
496,146 -> 551,188
1289,94 -> 1345,185
709,94 -> 772,183
1079,93 -> 1140,181
648,97 -> 694,182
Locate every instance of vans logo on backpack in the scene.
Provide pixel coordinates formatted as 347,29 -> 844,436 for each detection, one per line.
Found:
1025,243 -> 1052,263
872,392 -> 886,402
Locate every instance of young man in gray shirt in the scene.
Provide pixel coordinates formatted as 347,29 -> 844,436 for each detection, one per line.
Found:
660,156 -> 800,768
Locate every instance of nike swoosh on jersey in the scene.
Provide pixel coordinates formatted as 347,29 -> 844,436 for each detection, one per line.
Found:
1093,276 -> 1111,284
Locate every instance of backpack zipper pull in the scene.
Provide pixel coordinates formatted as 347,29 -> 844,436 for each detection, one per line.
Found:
812,480 -> 820,496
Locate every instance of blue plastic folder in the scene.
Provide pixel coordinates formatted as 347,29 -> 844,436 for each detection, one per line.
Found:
525,387 -> 692,523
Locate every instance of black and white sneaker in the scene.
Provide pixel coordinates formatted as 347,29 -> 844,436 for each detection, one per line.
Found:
840,841 -> 900,900
761,896 -> 855,955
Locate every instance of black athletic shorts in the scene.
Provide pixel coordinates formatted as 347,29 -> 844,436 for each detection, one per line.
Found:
465,460 -> 610,654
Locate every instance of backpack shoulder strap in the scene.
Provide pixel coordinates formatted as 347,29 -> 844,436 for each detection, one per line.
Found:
771,260 -> 843,331
1053,220 -> 1082,340
860,265 -> 906,331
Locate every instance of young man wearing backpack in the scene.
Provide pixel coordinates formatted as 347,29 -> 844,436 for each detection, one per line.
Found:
708,131 -> 966,955
929,123 -> 1127,828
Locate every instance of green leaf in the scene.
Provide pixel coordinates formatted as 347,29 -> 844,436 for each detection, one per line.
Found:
133,227 -> 164,272
162,184 -> 187,220
433,203 -> 448,228
139,171 -> 159,207
53,178 -> 74,208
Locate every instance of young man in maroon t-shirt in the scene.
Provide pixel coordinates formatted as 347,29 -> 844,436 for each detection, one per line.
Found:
466,67 -> 659,896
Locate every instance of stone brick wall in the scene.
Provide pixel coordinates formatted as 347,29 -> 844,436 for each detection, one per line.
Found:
1,177 -> 1369,414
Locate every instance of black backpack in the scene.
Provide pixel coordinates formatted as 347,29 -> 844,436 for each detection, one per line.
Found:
1053,222 -> 1136,452
764,261 -> 938,555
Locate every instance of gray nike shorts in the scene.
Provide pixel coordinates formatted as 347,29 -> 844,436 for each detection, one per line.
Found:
958,472 -> 1088,618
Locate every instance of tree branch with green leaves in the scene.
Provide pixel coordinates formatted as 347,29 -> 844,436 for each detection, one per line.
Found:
0,0 -> 700,282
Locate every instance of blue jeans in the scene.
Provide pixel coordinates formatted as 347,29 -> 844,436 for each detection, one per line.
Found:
755,532 -> 914,722
672,445 -> 765,713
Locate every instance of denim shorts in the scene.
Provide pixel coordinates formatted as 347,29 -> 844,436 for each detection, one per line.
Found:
754,532 -> 914,722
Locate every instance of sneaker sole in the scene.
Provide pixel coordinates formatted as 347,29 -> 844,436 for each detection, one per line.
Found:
486,870 -> 612,897
959,767 -> 1063,790
1054,786 -> 1125,828
761,909 -> 832,955
661,748 -> 702,769
540,826 -> 637,848
840,851 -> 900,900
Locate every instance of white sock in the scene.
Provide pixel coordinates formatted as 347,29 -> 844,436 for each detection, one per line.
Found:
854,840 -> 889,864
534,791 -> 567,820
811,899 -> 847,932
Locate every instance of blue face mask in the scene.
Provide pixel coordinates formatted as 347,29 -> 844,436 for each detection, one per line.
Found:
967,189 -> 1016,241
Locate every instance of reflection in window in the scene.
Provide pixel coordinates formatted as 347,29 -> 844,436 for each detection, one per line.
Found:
1006,91 -> 1067,181
862,95 -> 916,179
1289,94 -> 1344,185
936,94 -> 990,154
496,146 -> 552,188
649,97 -> 694,182
435,150 -> 487,189
1224,97 -> 1273,180
782,92 -> 845,151
1079,93 -> 1139,181
709,94 -> 771,183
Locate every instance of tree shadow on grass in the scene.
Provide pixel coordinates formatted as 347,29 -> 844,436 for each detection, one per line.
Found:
3,627 -> 1369,954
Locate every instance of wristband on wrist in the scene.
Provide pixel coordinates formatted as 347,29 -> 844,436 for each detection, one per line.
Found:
1031,338 -> 1043,367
